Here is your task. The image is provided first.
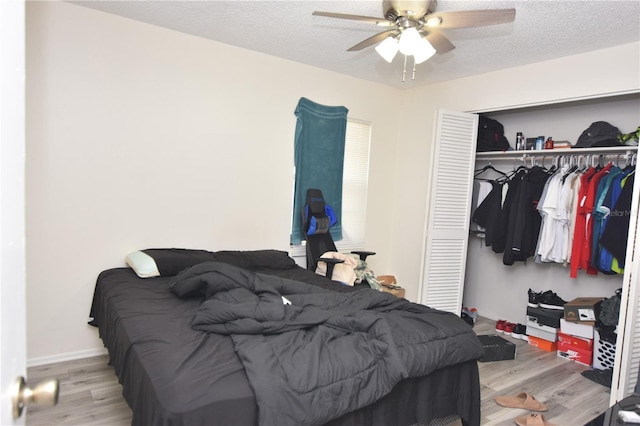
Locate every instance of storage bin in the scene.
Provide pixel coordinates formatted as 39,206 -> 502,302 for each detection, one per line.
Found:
593,329 -> 616,370
477,334 -> 517,362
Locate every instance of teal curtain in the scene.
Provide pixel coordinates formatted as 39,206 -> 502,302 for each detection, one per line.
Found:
291,97 -> 348,245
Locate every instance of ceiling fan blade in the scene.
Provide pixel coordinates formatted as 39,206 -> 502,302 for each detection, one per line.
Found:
347,29 -> 400,52
425,9 -> 516,29
422,30 -> 455,54
312,11 -> 393,27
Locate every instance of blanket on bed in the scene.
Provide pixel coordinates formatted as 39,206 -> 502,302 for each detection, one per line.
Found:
170,261 -> 483,426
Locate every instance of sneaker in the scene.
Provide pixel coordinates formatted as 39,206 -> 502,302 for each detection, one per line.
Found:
496,319 -> 506,333
528,289 -> 541,308
511,323 -> 525,339
538,291 -> 567,310
461,311 -> 474,327
504,322 -> 515,335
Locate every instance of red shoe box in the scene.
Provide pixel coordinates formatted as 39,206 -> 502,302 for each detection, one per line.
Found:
557,333 -> 593,366
557,332 -> 593,351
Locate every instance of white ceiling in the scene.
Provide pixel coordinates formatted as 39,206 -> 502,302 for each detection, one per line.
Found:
70,0 -> 640,90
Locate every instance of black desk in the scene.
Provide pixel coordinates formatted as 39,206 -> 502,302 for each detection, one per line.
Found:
586,394 -> 640,425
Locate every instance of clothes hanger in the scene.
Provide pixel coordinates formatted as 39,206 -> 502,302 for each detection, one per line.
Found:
474,163 -> 508,178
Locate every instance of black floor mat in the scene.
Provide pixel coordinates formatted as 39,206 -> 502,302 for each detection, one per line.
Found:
581,368 -> 613,388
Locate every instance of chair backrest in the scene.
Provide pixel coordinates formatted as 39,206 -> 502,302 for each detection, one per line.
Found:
302,189 -> 337,271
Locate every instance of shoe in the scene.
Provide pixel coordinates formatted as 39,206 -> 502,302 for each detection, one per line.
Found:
462,306 -> 478,323
469,307 -> 478,322
504,322 -> 515,335
512,323 -> 526,339
528,289 -> 541,308
496,319 -> 506,333
515,413 -> 557,426
538,291 -> 567,310
496,391 -> 548,411
461,311 -> 474,327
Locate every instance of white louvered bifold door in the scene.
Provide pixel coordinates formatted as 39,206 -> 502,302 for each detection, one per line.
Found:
610,163 -> 640,405
419,110 -> 478,314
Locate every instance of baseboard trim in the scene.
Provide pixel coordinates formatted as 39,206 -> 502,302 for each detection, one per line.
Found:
27,347 -> 108,368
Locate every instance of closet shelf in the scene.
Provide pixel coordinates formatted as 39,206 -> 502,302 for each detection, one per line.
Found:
476,145 -> 637,162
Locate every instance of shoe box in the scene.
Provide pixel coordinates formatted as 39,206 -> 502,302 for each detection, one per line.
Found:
560,318 -> 594,340
563,297 -> 604,324
526,306 -> 563,342
477,334 -> 517,362
557,332 -> 593,366
528,335 -> 558,352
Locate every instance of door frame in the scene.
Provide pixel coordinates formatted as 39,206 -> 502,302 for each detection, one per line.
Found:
0,0 -> 27,424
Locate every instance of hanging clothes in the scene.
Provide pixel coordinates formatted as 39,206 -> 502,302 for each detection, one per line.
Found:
470,180 -> 493,235
597,166 -> 635,272
536,164 -> 572,264
570,166 -> 598,278
492,169 -> 526,254
591,165 -> 624,273
504,166 -> 552,265
600,171 -> 635,267
580,163 -> 613,275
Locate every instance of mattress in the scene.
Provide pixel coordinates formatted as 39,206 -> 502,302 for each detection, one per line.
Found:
89,251 -> 481,426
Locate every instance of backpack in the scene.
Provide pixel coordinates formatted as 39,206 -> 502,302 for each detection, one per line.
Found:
477,116 -> 511,152
574,121 -> 621,148
598,288 -> 622,327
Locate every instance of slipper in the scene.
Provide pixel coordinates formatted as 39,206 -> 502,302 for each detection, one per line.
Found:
515,413 -> 557,426
495,391 -> 548,411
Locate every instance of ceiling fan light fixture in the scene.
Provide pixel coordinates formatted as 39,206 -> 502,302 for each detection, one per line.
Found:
424,16 -> 442,27
413,38 -> 436,64
398,27 -> 422,55
375,36 -> 399,63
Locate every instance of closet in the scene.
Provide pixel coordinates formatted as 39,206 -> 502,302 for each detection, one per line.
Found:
420,93 -> 640,407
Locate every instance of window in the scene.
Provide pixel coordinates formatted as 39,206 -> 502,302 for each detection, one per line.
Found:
291,118 -> 371,256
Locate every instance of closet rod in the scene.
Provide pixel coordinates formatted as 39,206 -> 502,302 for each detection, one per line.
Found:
476,147 -> 637,163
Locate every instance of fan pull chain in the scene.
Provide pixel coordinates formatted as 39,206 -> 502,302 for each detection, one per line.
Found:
412,56 -> 416,80
402,55 -> 407,82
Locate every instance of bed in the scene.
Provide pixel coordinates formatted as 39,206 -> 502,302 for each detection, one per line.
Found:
89,249 -> 483,426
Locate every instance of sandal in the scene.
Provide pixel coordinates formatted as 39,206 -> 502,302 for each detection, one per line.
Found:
496,391 -> 548,411
515,413 -> 557,426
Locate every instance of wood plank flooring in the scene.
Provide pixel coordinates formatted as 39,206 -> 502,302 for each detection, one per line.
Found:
474,316 -> 610,425
26,316 -> 611,425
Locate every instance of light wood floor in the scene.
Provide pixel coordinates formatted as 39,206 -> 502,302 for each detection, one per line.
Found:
473,316 -> 610,425
26,316 -> 611,425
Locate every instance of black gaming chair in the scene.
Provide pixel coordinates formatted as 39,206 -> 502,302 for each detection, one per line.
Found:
301,188 -> 375,279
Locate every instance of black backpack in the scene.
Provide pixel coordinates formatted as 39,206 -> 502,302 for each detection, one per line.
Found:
477,116 -> 511,152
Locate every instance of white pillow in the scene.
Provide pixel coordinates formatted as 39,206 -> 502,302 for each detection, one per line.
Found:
126,251 -> 160,278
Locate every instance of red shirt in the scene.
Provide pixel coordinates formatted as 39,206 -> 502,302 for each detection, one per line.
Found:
570,167 -> 597,278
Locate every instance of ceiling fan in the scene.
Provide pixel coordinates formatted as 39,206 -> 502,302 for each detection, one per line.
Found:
313,0 -> 516,80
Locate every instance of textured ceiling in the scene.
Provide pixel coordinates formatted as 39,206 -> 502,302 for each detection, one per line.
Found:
70,0 -> 640,90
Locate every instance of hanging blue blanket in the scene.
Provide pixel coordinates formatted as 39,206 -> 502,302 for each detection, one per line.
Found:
291,97 -> 348,244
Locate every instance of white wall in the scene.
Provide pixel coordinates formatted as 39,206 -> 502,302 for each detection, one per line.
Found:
25,1 -> 402,363
391,42 -> 640,318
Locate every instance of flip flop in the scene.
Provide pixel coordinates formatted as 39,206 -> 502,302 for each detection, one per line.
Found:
496,391 -> 548,411
515,413 -> 557,426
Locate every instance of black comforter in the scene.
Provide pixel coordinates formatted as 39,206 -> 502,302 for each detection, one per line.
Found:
170,261 -> 483,426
